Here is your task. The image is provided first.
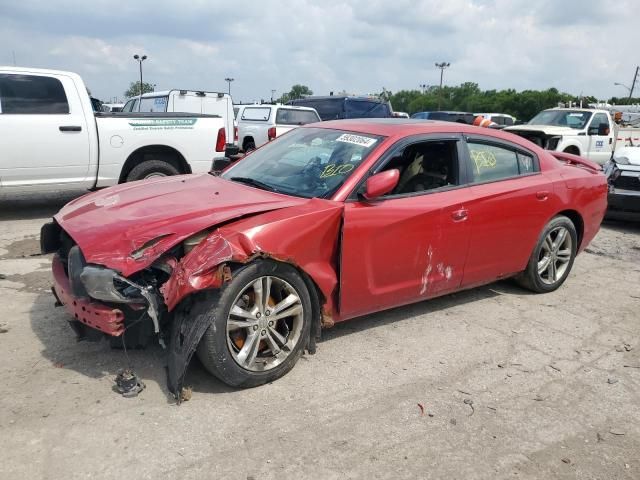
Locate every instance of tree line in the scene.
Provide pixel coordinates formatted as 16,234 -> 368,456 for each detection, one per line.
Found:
387,83 -> 640,122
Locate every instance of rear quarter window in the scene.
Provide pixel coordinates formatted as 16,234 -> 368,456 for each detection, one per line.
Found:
0,74 -> 69,114
276,108 -> 320,125
241,107 -> 271,121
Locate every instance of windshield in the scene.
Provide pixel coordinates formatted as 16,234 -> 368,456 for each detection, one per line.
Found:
528,110 -> 592,129
221,127 -> 382,199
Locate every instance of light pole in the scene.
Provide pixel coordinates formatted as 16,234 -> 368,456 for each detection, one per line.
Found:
133,54 -> 147,111
224,77 -> 234,96
435,62 -> 450,111
614,82 -> 632,95
419,83 -> 427,95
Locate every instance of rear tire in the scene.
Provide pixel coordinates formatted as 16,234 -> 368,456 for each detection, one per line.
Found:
243,140 -> 256,153
126,159 -> 180,182
517,215 -> 577,293
196,260 -> 312,388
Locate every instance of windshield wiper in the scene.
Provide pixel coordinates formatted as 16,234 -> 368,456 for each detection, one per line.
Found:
229,176 -> 278,193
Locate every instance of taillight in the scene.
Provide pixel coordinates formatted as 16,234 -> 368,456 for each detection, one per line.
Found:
234,126 -> 238,142
216,127 -> 226,152
267,127 -> 277,141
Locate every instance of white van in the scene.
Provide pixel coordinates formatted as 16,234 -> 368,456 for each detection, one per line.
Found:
123,90 -> 237,155
237,104 -> 320,151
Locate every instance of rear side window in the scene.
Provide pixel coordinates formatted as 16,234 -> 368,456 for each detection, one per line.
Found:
0,74 -> 69,114
345,99 -> 390,118
467,141 -> 531,183
276,108 -> 320,125
242,107 -> 271,121
293,99 -> 343,120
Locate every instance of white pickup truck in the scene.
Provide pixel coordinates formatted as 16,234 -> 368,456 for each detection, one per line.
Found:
505,108 -> 616,164
0,67 -> 227,191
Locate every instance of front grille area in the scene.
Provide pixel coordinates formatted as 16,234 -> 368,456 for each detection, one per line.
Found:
614,174 -> 640,192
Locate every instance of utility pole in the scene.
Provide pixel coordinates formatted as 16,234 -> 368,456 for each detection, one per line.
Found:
435,62 -> 450,111
419,83 -> 426,94
224,77 -> 234,96
133,54 -> 147,111
629,66 -> 639,100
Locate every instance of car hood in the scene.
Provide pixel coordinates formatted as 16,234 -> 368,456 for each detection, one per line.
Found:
505,125 -> 580,136
55,174 -> 308,276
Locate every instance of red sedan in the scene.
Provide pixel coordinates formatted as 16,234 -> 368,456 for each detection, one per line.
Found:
41,120 -> 607,395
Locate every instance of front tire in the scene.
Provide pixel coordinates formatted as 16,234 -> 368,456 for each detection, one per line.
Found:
196,260 -> 312,388
517,215 -> 577,293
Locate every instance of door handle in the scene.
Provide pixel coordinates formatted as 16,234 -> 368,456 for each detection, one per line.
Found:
536,190 -> 549,200
451,209 -> 468,221
59,125 -> 82,132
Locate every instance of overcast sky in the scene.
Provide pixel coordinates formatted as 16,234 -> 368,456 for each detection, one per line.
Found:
1,0 -> 637,103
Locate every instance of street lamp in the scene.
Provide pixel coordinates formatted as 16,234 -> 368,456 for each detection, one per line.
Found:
435,62 -> 450,111
419,83 -> 427,94
133,54 -> 147,111
614,82 -> 632,94
224,77 -> 234,96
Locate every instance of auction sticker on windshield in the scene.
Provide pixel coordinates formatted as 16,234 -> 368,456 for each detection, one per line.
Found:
336,133 -> 377,148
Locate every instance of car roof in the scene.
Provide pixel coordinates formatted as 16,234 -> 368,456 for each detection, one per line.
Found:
415,111 -> 474,115
292,95 -> 386,102
307,118 -> 537,144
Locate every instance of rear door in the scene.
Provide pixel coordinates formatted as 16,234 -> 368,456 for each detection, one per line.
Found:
340,135 -> 473,318
460,136 -> 557,288
0,72 -> 91,187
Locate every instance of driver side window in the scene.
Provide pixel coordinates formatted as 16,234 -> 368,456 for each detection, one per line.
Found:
377,140 -> 460,196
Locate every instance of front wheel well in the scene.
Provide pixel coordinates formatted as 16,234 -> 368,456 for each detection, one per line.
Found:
119,145 -> 190,183
556,210 -> 584,249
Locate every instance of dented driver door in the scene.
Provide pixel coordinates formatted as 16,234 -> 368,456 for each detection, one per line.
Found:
339,187 -> 474,319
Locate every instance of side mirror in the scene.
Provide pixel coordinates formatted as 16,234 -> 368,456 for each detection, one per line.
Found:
363,169 -> 400,200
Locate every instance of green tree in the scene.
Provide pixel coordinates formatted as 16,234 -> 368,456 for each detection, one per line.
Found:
278,84 -> 313,103
124,81 -> 155,98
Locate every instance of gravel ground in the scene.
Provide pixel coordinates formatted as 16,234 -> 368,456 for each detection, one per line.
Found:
1,189 -> 639,480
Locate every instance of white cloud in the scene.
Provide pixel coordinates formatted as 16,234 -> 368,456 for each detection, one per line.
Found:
0,0 -> 637,103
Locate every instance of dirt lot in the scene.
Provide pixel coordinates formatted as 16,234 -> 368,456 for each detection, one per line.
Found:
1,190 -> 639,480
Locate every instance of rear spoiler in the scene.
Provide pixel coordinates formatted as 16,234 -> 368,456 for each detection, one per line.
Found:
551,151 -> 603,173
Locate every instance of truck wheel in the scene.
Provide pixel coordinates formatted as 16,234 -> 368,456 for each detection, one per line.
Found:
126,159 -> 180,182
196,260 -> 312,388
243,140 -> 256,153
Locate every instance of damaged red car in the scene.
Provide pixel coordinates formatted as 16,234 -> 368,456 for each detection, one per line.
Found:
41,119 -> 607,396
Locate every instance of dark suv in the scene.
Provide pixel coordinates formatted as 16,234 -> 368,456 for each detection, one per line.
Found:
288,95 -> 393,121
410,111 -> 475,124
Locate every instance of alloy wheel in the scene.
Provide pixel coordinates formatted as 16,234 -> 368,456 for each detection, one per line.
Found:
537,226 -> 572,285
226,276 -> 304,371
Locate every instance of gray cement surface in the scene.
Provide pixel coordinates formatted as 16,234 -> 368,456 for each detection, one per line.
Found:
1,190 -> 639,479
